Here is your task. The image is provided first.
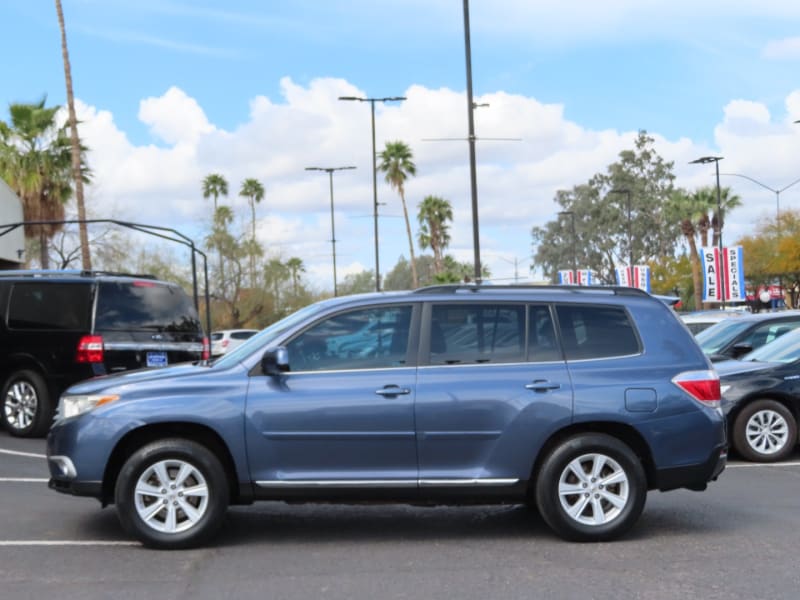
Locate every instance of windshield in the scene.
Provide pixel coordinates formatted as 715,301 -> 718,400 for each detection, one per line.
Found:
210,300 -> 335,368
695,319 -> 753,354
743,329 -> 800,363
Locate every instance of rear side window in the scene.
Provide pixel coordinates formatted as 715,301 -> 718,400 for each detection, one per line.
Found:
7,282 -> 92,330
556,304 -> 640,360
231,331 -> 257,340
95,281 -> 201,332
528,305 -> 561,362
430,303 -> 524,365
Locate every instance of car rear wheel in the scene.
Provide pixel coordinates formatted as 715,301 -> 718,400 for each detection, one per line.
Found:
1,369 -> 52,438
115,439 -> 229,549
535,433 -> 647,542
733,400 -> 797,462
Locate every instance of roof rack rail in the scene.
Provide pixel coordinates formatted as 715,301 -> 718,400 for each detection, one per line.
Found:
0,269 -> 157,279
412,283 -> 651,297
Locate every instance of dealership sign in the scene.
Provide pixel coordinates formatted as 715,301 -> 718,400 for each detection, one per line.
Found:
701,246 -> 745,303
615,266 -> 651,292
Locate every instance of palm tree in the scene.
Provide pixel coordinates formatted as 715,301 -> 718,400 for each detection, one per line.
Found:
286,257 -> 305,297
0,99 -> 78,268
202,173 -> 228,212
710,187 -> 742,248
417,195 -> 453,275
669,190 -> 715,310
55,0 -> 91,270
378,141 -> 418,288
239,178 -> 265,287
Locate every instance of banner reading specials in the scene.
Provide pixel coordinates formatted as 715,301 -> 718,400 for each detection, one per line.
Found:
558,270 -> 575,284
701,246 -> 746,303
577,269 -> 594,286
615,266 -> 650,292
615,267 -> 632,287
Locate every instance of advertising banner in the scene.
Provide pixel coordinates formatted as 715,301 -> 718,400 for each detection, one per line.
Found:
558,270 -> 575,285
615,267 -> 632,287
633,265 -> 651,293
701,246 -> 746,303
723,246 -> 745,302
576,269 -> 593,286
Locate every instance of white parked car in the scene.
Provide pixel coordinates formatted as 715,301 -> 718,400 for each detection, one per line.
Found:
210,329 -> 259,356
680,310 -> 746,335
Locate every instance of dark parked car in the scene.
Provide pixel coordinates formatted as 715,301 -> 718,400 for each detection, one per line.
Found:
694,311 -> 800,361
717,328 -> 800,462
47,285 -> 726,549
1,270 -> 208,437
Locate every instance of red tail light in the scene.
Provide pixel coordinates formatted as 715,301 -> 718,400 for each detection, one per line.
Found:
76,335 -> 104,363
672,370 -> 721,408
202,336 -> 210,360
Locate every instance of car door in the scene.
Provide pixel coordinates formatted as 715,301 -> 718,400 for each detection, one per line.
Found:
245,303 -> 420,489
414,302 -> 573,490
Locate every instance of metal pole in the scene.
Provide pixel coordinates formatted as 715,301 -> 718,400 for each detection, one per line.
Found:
463,0 -> 481,283
370,100 -> 380,292
715,161 -> 726,309
627,190 -> 633,275
327,170 -> 338,297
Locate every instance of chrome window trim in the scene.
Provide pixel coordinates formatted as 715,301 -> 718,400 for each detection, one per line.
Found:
103,342 -> 204,352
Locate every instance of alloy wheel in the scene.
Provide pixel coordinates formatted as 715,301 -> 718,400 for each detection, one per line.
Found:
133,459 -> 210,534
557,453 -> 630,526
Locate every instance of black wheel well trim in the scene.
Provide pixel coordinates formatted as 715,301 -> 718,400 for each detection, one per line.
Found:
101,422 -> 247,507
529,422 -> 656,492
0,357 -> 50,390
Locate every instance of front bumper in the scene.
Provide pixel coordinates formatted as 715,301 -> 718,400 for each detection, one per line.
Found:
654,443 -> 727,492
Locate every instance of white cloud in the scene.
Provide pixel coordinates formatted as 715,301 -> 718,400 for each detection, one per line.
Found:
72,79 -> 800,289
762,37 -> 800,60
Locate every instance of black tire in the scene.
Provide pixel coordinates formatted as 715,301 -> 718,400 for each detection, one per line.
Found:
1,369 -> 52,438
114,438 -> 230,549
732,400 -> 797,463
535,433 -> 647,542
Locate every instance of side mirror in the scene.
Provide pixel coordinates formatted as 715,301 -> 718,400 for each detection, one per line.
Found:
731,342 -> 753,359
261,346 -> 290,376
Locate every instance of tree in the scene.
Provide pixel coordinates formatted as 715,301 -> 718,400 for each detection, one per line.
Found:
378,141 -> 419,288
0,98 -> 83,268
286,257 -> 305,297
738,209 -> 800,286
417,195 -> 453,274
338,270 -> 376,296
202,173 -> 228,211
55,0 -> 91,270
239,177 -> 265,287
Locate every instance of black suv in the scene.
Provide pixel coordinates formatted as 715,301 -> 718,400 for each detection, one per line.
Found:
1,270 -> 208,437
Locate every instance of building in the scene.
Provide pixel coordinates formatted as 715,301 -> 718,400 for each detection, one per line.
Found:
0,179 -> 25,269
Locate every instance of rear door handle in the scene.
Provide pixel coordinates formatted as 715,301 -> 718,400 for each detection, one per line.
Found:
525,381 -> 561,392
375,386 -> 411,397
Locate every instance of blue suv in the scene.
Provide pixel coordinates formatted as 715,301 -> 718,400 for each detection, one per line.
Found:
47,285 -> 727,548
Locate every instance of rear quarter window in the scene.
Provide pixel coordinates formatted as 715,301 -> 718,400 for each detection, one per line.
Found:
556,304 -> 640,360
7,282 -> 92,330
95,281 -> 201,333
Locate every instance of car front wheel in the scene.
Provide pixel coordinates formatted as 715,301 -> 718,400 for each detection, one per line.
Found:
114,439 -> 230,549
535,433 -> 647,542
733,399 -> 797,462
1,369 -> 52,438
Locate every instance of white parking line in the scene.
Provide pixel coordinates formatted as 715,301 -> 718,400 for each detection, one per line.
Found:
0,541 -> 140,547
727,461 -> 800,468
0,448 -> 46,459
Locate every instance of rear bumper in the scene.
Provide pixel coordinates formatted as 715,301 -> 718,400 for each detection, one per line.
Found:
48,477 -> 103,499
654,443 -> 727,492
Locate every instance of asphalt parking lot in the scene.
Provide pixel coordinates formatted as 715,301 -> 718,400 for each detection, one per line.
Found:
2,430 -> 800,600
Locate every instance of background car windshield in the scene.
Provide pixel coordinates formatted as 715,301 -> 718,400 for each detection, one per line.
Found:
696,319 -> 753,353
743,329 -> 800,364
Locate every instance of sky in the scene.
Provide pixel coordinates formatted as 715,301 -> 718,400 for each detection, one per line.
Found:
3,0 -> 800,289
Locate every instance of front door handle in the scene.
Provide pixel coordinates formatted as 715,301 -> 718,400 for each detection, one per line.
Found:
375,386 -> 411,397
525,380 -> 561,392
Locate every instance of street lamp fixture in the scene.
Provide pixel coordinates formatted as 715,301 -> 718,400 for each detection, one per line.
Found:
690,156 -> 726,307
609,189 -> 633,277
719,172 -> 800,225
338,95 -> 406,292
558,210 -> 577,276
305,166 -> 357,297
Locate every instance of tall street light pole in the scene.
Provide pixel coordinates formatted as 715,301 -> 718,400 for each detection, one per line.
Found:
305,166 -> 356,297
691,156 -> 726,308
609,189 -> 633,278
338,95 -> 405,292
720,172 -> 800,229
463,0 -> 482,284
558,210 -> 577,276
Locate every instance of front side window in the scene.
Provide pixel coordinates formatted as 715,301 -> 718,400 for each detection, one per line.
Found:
429,303 -> 525,365
286,305 -> 412,372
7,283 -> 92,330
556,304 -> 640,360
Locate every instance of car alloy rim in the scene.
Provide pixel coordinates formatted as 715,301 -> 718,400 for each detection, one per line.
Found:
133,459 -> 210,534
4,381 -> 37,431
557,453 -> 630,526
746,409 -> 790,455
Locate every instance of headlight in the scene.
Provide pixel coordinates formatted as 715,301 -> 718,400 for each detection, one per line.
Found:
58,394 -> 119,420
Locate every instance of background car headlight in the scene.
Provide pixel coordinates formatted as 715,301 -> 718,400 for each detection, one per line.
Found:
58,394 -> 119,419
